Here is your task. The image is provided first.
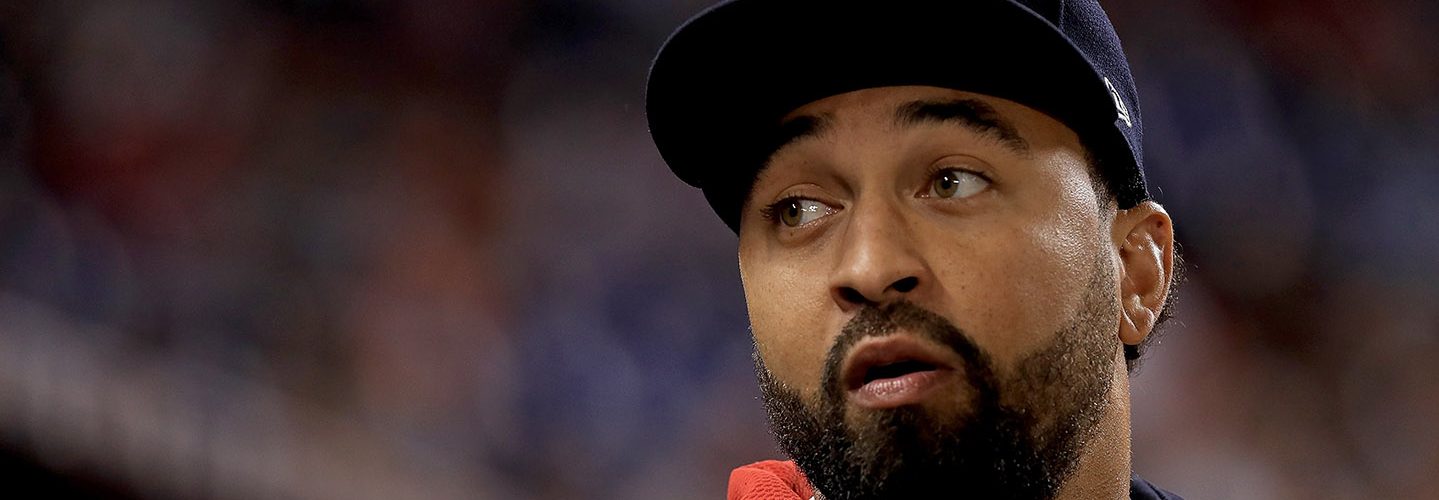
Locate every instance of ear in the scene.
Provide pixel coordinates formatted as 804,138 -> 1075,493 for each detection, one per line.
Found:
1111,201 -> 1175,347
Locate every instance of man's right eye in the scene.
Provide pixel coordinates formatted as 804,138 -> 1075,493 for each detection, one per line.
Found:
766,198 -> 834,227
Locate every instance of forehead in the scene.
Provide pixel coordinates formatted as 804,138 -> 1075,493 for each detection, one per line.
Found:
767,86 -> 1073,159
782,86 -> 1031,126
758,86 -> 1079,174
786,85 -> 956,119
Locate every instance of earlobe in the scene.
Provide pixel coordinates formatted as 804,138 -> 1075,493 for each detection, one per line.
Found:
1112,202 -> 1174,347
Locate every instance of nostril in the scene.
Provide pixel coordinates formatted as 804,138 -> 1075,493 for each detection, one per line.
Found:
891,276 -> 919,293
838,287 -> 868,305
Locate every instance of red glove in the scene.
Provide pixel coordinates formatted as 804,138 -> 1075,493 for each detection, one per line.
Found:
727,460 -> 816,500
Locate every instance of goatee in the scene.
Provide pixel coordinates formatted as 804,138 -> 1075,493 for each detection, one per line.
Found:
754,261 -> 1118,500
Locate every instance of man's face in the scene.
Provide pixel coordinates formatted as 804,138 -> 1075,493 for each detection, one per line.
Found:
737,86 -> 1130,498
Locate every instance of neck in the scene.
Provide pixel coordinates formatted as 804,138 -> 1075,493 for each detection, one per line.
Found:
1053,359 -> 1133,500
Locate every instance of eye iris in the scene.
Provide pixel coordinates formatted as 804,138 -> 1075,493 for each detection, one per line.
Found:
781,201 -> 803,226
935,172 -> 960,197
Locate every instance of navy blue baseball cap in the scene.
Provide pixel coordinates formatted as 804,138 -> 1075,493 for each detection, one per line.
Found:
646,0 -> 1149,232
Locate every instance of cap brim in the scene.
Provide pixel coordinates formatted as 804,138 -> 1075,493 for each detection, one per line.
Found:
647,0 -> 1118,232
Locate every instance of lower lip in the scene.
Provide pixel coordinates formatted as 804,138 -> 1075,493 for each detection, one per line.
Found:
849,369 -> 953,409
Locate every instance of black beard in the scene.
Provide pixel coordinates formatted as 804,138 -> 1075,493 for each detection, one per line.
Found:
754,262 -> 1117,500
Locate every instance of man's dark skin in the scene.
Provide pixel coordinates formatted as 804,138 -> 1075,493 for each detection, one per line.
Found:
737,85 -> 1176,499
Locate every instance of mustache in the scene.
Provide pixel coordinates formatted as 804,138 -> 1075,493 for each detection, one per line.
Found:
818,300 -> 998,404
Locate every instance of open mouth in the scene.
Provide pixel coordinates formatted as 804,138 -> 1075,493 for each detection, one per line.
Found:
862,359 -> 940,385
841,335 -> 958,409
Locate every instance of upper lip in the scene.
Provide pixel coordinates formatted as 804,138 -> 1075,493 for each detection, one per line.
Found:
840,333 -> 958,391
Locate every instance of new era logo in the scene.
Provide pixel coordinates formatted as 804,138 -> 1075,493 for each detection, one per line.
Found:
1104,77 -> 1133,128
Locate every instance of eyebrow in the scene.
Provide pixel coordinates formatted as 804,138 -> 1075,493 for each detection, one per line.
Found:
893,98 -> 1031,157
766,113 -> 833,160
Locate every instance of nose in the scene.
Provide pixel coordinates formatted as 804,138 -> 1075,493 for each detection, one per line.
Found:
829,199 -> 932,311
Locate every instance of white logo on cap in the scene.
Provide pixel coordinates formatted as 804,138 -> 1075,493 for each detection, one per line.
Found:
1104,77 -> 1133,128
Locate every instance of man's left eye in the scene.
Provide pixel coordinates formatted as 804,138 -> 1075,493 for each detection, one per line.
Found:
928,168 -> 989,199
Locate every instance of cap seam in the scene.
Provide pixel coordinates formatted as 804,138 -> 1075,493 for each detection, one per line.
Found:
1058,0 -> 1067,31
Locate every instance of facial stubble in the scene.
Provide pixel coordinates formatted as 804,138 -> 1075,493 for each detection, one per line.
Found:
754,258 -> 1119,500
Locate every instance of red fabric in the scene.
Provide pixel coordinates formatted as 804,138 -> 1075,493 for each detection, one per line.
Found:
727,460 -> 816,500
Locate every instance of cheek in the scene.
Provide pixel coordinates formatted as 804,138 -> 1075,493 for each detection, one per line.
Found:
739,247 -> 835,397
989,228 -> 1095,361
929,172 -> 1105,365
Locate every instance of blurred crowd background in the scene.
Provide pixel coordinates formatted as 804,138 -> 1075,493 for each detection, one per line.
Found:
0,0 -> 1436,498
